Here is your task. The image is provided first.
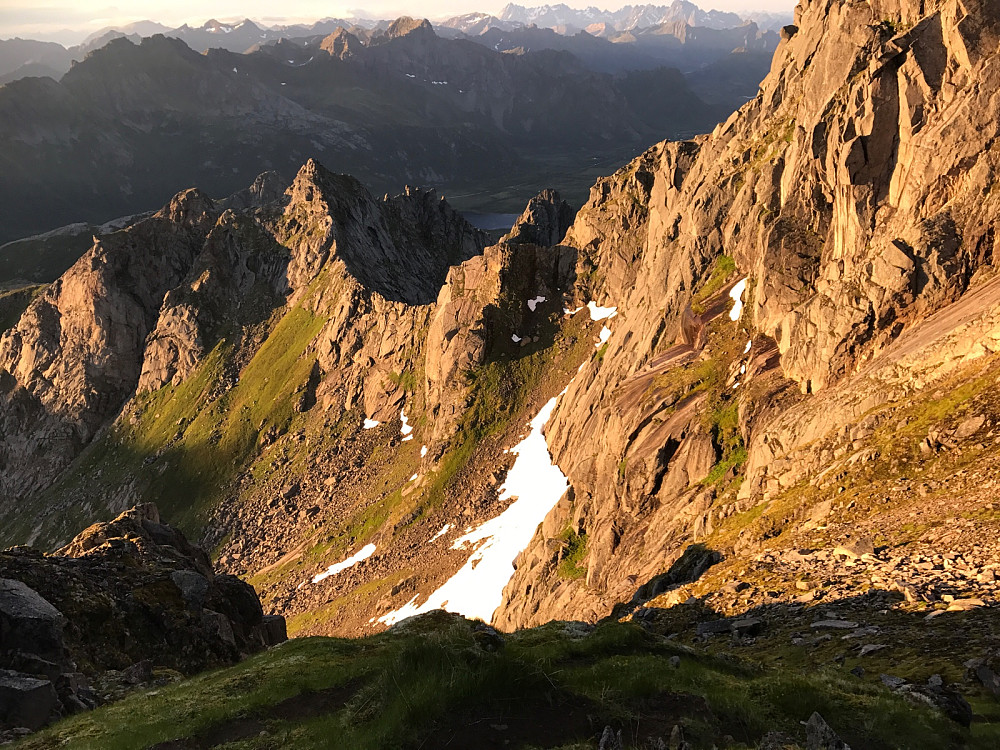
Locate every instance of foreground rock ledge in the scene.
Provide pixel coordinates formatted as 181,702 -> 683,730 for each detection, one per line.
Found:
0,503 -> 285,736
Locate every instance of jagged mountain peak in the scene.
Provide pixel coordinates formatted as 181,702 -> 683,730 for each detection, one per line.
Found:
219,170 -> 287,211
154,187 -> 218,227
386,16 -> 437,40
281,159 -> 485,305
502,188 -> 576,247
319,27 -> 364,58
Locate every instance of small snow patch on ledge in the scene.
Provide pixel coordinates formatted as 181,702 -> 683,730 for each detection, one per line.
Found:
587,301 -> 617,321
729,278 -> 747,322
312,543 -> 376,583
363,418 -> 380,430
429,523 -> 453,543
527,296 -> 546,312
596,326 -> 612,347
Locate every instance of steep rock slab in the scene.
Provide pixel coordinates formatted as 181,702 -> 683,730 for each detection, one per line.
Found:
495,0 -> 1000,628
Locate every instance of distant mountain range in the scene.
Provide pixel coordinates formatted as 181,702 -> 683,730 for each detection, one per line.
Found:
0,2 -> 791,83
0,2 -> 786,243
443,2 -> 792,34
0,17 -> 727,245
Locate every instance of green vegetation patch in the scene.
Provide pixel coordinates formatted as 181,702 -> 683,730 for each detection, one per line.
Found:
557,525 -> 589,580
0,284 -> 45,333
690,255 -> 736,315
19,618 -> 968,750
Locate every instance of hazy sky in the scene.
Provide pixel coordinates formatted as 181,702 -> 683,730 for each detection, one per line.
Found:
0,1 -> 795,45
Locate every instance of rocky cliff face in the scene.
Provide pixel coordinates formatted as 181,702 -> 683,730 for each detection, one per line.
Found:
495,0 -> 1000,628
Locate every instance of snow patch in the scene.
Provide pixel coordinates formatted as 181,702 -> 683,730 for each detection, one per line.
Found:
378,395 -> 569,625
744,339 -> 752,354
511,334 -> 522,343
526,296 -> 546,312
596,326 -> 612,347
429,523 -> 453,543
729,278 -> 747,322
363,418 -> 380,430
400,410 -> 413,436
563,306 -> 583,316
420,445 -> 428,458
409,473 -> 419,481
587,301 -> 617,321
312,543 -> 376,583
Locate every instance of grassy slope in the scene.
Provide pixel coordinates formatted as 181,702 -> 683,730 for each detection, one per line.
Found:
15,616 -> 965,750
0,230 -> 95,284
0,284 -> 45,332
4,272 -> 334,548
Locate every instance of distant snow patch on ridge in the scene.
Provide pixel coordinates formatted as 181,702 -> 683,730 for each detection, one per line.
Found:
587,301 -> 617,321
400,410 -> 413,436
363,418 -> 380,430
729,278 -> 747,322
377,395 -> 569,625
312,543 -> 376,583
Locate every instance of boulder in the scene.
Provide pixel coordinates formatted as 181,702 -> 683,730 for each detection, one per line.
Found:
805,711 -> 851,749
256,615 -> 288,647
833,537 -> 875,560
170,570 -> 209,610
696,617 -> 764,637
0,579 -> 66,663
810,620 -> 859,630
955,415 -> 986,440
0,670 -> 58,731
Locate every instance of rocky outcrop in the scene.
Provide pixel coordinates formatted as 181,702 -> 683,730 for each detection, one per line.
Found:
137,209 -> 291,392
501,189 -> 576,248
426,190 -> 577,442
218,170 -> 287,212
495,0 -> 1000,628
0,503 -> 284,736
